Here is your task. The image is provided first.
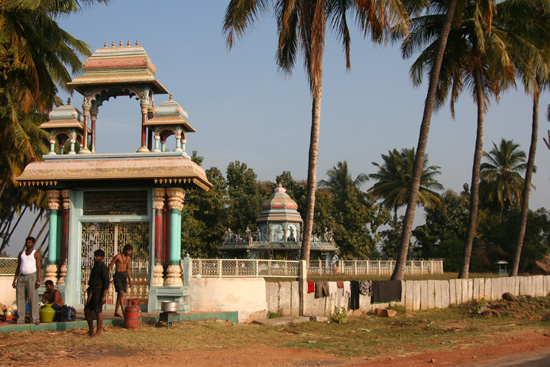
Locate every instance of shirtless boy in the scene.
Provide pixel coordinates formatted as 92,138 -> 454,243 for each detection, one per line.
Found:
108,244 -> 133,317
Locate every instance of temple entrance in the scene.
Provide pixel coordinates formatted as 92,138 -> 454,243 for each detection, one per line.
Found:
81,222 -> 150,306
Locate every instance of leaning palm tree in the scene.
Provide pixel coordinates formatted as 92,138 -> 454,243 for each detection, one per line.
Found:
392,0 -> 498,280
497,0 -> 550,276
369,148 -> 443,221
480,139 -> 531,221
223,0 -> 411,264
400,0 -> 512,279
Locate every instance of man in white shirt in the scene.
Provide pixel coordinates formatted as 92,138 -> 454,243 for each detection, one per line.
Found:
12,237 -> 41,325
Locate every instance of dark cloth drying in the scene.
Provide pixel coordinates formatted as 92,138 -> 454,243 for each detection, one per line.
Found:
348,280 -> 360,310
371,280 -> 402,303
308,281 -> 315,293
359,280 -> 372,296
314,281 -> 329,298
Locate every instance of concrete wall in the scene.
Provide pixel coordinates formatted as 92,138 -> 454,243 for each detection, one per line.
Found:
188,277 -> 268,323
0,276 -> 16,307
267,281 -> 399,316
266,275 -> 550,317
265,281 -> 300,317
3,274 -> 550,321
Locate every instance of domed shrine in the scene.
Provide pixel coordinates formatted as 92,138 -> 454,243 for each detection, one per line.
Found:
219,185 -> 339,260
16,41 -> 211,313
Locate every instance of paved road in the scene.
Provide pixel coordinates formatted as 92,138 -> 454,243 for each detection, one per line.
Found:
464,350 -> 550,367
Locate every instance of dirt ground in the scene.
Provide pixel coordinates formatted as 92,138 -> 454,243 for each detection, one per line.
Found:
23,329 -> 549,367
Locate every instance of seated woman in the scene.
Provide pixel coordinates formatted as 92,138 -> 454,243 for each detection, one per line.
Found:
41,280 -> 63,321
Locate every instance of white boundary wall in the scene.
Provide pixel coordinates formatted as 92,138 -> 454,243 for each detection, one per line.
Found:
188,277 -> 268,323
267,275 -> 550,317
2,274 -> 549,321
0,277 -> 16,307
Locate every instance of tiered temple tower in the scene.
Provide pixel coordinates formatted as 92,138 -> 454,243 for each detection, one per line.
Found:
16,41 -> 211,312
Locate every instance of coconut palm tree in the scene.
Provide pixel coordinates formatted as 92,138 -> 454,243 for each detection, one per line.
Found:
480,139 -> 531,221
319,161 -> 368,192
0,0 -> 109,112
369,148 -> 443,221
0,0 -> 108,252
392,0 -> 498,281
496,0 -> 550,276
223,0 -> 411,264
0,0 -> 109,195
399,0 -> 513,279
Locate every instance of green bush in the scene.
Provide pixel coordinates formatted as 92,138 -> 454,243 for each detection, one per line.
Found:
330,307 -> 348,324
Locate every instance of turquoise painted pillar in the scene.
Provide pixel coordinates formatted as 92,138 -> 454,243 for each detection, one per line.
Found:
45,190 -> 61,283
48,209 -> 58,263
169,209 -> 180,265
165,187 -> 185,286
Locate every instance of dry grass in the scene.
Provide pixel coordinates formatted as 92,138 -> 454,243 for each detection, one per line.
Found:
1,296 -> 549,365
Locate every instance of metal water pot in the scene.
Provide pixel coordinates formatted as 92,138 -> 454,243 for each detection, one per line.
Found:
161,301 -> 178,312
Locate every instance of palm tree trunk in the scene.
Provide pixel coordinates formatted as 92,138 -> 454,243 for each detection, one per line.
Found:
27,208 -> 44,238
300,68 -> 323,266
0,214 -> 15,255
3,206 -> 28,248
0,179 -> 8,201
37,234 -> 49,253
0,206 -> 16,237
511,88 -> 539,276
459,66 -> 485,279
391,0 -> 458,281
27,218 -> 49,251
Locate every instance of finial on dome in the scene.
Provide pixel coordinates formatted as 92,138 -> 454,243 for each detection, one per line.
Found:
127,40 -> 131,46
119,40 -> 123,46
112,41 -> 115,47
169,93 -> 173,101
104,41 -> 108,47
274,184 -> 286,194
136,40 -> 140,46
67,98 -> 71,105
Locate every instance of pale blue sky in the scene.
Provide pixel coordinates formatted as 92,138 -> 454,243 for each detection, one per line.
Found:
6,1 -> 550,255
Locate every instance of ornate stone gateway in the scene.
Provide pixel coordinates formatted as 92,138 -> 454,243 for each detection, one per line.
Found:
16,41 -> 212,312
81,222 -> 149,305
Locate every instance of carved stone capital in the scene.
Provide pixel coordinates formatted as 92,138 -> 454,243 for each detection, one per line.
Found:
153,188 -> 166,210
46,190 -> 61,210
166,187 -> 185,211
140,100 -> 149,115
90,109 -> 98,122
61,190 -> 70,210
82,102 -> 91,114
